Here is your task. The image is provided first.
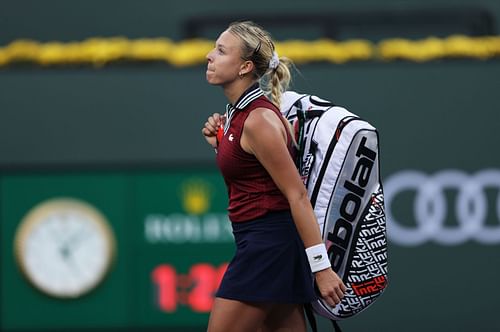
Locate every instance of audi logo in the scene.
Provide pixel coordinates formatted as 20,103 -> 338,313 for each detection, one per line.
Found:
384,169 -> 500,246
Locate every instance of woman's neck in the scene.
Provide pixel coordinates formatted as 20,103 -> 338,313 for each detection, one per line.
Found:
223,79 -> 256,105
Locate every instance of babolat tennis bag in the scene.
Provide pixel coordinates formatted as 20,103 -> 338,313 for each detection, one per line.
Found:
281,91 -> 388,322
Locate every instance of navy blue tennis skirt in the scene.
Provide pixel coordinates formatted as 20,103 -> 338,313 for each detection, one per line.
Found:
216,210 -> 317,303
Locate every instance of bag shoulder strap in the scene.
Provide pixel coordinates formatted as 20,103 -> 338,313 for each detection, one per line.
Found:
332,320 -> 343,332
304,303 -> 318,332
304,303 -> 344,332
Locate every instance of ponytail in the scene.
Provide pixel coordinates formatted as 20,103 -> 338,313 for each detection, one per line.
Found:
264,55 -> 292,109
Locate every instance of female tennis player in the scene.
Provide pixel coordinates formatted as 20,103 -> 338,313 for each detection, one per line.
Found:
202,21 -> 346,332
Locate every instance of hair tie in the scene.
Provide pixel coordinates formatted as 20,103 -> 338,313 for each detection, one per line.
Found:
268,51 -> 280,70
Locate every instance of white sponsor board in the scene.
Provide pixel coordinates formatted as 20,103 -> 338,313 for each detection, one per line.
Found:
144,213 -> 233,244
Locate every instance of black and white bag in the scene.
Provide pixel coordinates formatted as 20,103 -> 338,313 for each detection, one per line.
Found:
281,91 -> 388,322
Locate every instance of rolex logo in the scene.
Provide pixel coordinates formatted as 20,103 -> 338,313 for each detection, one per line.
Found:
181,179 -> 211,215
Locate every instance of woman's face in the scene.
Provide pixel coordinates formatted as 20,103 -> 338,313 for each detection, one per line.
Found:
206,30 -> 245,86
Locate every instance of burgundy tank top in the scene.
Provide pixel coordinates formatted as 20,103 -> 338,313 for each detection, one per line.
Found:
216,85 -> 294,222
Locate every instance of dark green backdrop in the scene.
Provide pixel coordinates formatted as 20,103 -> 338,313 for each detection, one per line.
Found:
1,1 -> 500,331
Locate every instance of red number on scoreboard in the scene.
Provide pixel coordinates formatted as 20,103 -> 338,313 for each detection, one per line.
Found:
152,263 -> 228,313
188,263 -> 228,312
151,264 -> 177,312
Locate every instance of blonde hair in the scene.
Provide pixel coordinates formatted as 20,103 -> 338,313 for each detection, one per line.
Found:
227,21 -> 292,109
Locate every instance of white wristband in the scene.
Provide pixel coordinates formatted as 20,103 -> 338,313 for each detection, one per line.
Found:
305,243 -> 331,273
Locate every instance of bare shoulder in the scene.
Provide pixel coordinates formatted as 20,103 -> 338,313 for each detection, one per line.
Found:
245,107 -> 284,133
241,107 -> 287,154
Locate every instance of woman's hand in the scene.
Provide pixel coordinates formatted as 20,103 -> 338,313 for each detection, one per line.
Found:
315,268 -> 347,307
202,113 -> 225,148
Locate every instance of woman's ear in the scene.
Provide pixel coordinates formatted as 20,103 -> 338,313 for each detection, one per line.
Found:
239,60 -> 254,76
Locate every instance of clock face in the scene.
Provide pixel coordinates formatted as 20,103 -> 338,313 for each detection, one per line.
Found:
14,198 -> 116,299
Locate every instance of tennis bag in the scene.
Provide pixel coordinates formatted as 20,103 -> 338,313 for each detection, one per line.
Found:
281,91 -> 388,321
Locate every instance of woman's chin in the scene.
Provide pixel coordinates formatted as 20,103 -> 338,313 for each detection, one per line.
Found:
206,74 -> 220,86
206,72 -> 215,84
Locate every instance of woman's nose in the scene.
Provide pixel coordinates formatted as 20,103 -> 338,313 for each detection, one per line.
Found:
206,49 -> 214,62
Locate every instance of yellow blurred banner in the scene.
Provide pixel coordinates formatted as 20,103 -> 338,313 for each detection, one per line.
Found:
1,35 -> 499,67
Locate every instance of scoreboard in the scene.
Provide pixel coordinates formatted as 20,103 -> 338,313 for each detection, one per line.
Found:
0,169 -> 233,331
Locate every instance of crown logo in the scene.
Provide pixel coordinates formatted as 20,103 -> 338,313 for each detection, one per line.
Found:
181,179 -> 211,215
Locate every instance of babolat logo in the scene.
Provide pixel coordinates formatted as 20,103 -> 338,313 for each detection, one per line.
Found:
327,135 -> 377,272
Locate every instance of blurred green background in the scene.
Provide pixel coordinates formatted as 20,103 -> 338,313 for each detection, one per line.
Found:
1,0 -> 500,331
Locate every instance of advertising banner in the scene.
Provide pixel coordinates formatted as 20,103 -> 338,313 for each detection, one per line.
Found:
0,171 -> 234,330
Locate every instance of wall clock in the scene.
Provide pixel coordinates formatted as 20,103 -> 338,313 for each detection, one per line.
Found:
14,198 -> 116,298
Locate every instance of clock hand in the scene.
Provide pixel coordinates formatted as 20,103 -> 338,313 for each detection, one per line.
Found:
62,248 -> 86,280
59,232 -> 86,261
59,244 -> 71,260
57,240 -> 87,278
57,222 -> 91,254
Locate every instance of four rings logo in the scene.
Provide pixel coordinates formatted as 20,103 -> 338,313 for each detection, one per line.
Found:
384,169 -> 500,246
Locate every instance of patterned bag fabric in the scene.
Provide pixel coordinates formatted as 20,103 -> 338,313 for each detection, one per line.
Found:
281,91 -> 388,320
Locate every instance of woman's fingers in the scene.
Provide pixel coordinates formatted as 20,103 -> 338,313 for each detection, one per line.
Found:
315,269 -> 347,307
203,113 -> 225,137
322,287 -> 343,306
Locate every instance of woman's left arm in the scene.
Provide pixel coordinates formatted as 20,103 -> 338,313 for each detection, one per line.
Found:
241,108 -> 346,306
241,108 -> 324,246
